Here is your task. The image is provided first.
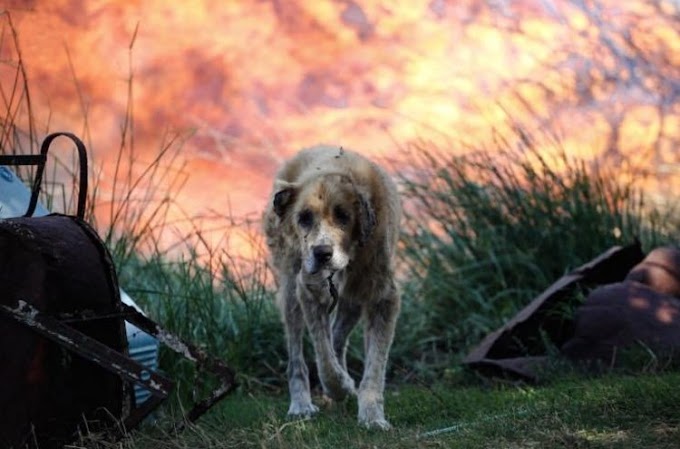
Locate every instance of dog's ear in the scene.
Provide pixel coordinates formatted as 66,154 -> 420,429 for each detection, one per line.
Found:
272,181 -> 297,218
355,189 -> 377,246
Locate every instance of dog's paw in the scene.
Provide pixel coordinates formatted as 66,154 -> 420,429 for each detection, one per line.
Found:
357,390 -> 391,430
287,401 -> 319,418
359,416 -> 392,431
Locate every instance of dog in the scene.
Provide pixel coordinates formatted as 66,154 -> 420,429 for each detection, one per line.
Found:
263,145 -> 401,429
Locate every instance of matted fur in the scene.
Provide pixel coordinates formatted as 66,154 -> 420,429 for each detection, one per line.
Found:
263,145 -> 401,429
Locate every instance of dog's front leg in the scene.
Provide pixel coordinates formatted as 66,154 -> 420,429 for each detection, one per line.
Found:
358,283 -> 400,430
297,272 -> 356,401
279,275 -> 318,417
332,298 -> 362,373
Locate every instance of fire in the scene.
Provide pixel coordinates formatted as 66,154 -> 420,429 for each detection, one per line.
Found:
1,0 -> 678,261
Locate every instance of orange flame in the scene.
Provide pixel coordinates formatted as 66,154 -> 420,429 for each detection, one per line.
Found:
1,0 -> 678,260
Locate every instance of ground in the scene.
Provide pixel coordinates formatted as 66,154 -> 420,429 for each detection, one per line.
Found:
119,371 -> 680,449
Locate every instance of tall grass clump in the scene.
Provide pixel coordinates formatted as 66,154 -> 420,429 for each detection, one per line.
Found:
391,136 -> 674,380
116,222 -> 286,397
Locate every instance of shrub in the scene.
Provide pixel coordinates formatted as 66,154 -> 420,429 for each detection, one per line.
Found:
390,139 -> 673,380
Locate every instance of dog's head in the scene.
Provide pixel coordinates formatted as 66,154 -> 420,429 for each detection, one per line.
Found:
273,173 -> 376,275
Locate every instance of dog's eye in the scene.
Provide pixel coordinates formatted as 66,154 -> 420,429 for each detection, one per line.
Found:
333,206 -> 350,226
298,209 -> 314,228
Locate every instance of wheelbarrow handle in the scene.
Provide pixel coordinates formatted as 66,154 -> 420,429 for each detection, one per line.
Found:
26,132 -> 89,219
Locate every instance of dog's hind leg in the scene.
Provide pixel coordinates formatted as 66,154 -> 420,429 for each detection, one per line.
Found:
332,298 -> 361,373
279,275 -> 318,417
357,281 -> 400,430
297,273 -> 356,401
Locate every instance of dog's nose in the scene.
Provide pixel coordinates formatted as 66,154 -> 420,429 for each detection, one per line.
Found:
312,245 -> 333,263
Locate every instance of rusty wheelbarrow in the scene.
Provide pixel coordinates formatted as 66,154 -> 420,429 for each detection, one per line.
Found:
0,133 -> 237,448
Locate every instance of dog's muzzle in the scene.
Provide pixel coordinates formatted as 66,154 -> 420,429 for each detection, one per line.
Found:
313,245 -> 333,263
304,244 -> 334,274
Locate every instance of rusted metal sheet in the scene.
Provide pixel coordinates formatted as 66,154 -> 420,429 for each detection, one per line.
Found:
463,242 -> 645,381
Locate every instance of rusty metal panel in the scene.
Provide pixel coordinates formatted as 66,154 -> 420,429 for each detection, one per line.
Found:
463,242 -> 646,381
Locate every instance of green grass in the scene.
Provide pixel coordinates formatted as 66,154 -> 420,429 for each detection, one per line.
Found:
82,371 -> 680,448
118,247 -> 287,393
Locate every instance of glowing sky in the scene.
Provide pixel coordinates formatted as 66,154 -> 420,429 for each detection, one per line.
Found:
2,0 -> 678,257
